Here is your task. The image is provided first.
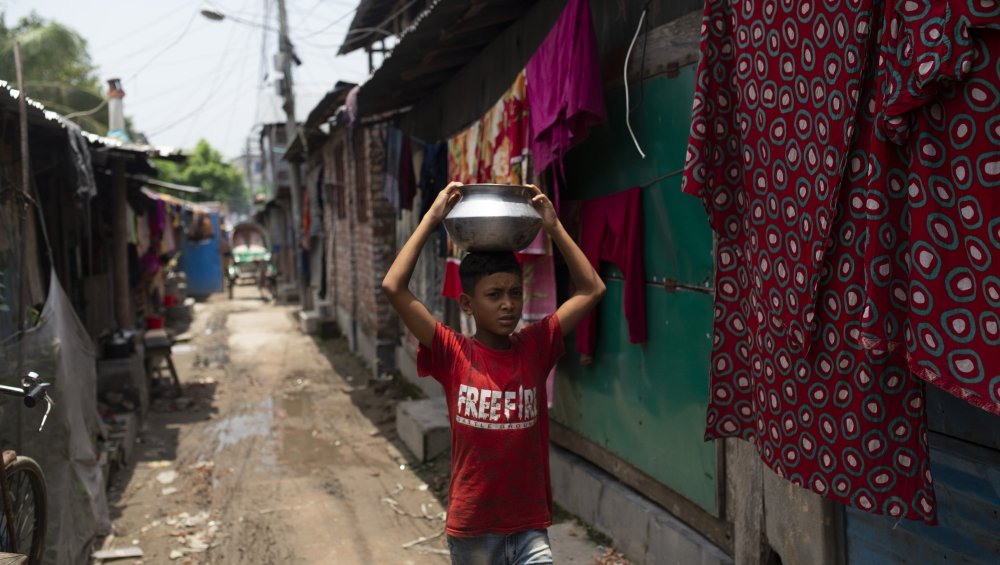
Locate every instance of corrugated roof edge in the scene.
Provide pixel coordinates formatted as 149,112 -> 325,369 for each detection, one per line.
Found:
0,79 -> 186,160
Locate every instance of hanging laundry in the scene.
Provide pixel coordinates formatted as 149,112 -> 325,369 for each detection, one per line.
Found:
518,230 -> 557,322
448,121 -> 481,185
683,0 -> 937,522
136,212 -> 151,257
419,141 -> 450,216
442,256 -> 463,301
517,230 -> 559,408
160,211 -> 177,256
383,125 -> 405,214
858,2 -> 1000,415
150,199 -> 166,242
525,0 -> 606,174
419,141 -> 450,257
575,186 -> 647,361
346,85 -> 360,127
399,134 -> 417,212
448,71 -> 530,186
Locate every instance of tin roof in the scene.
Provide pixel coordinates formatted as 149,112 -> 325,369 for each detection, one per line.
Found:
339,0 -> 428,55
0,80 -> 186,160
356,0 -> 536,117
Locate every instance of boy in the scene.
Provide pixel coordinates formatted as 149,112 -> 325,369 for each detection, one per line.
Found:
382,182 -> 606,564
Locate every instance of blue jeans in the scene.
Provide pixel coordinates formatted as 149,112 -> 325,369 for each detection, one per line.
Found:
447,529 -> 553,565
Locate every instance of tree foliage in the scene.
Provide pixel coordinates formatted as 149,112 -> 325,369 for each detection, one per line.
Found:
0,12 -> 141,138
156,139 -> 249,211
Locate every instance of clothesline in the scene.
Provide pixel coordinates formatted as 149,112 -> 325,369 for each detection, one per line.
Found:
639,167 -> 684,188
605,273 -> 712,294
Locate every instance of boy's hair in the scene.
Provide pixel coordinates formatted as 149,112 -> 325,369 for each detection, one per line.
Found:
459,251 -> 522,294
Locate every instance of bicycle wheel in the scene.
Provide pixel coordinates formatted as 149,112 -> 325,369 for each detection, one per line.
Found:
0,457 -> 46,564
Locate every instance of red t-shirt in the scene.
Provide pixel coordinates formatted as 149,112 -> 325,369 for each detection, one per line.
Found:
417,315 -> 565,537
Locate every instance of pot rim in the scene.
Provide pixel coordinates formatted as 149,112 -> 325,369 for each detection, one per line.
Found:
458,183 -> 533,194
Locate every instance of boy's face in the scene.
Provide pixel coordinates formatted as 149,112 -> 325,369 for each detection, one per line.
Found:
461,272 -> 524,338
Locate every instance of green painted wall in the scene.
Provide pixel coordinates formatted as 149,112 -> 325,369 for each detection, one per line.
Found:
552,66 -> 719,512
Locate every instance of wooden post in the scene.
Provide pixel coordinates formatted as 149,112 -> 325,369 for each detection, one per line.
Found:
112,158 -> 131,329
13,43 -> 30,379
12,42 -> 31,452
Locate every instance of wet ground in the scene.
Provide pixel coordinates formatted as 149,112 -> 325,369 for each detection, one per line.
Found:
93,285 -> 622,564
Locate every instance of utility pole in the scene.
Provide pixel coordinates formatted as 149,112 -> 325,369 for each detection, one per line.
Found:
276,0 -> 304,301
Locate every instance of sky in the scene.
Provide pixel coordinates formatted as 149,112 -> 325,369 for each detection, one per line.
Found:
1,0 -> 372,159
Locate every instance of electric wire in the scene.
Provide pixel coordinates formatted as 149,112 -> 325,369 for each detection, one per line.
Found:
93,0 -> 202,51
221,18 -> 264,153
182,12 -> 258,144
61,98 -> 108,120
125,11 -> 201,82
144,21 -> 250,137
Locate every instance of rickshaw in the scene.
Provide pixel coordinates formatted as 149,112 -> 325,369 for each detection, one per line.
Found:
226,222 -> 277,299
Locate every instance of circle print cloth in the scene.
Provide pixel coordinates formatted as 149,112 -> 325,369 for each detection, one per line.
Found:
859,1 -> 1000,416
684,0 -> 937,522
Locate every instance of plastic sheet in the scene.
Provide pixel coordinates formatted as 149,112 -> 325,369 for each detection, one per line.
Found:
0,269 -> 110,564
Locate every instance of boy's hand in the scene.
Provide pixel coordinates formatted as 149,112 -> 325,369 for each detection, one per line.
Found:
428,181 -> 463,223
528,184 -> 557,230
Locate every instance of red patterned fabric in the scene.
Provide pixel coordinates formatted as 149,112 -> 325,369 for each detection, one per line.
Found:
684,0 -> 938,522
859,2 -> 1000,416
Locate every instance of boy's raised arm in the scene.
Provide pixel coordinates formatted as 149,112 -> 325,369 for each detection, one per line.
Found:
381,182 -> 463,348
529,185 -> 607,336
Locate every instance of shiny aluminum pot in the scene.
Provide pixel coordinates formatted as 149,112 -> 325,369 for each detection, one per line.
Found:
443,184 -> 542,252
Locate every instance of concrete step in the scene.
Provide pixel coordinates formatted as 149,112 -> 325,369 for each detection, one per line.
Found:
396,398 -> 450,462
297,310 -> 338,337
278,283 -> 300,304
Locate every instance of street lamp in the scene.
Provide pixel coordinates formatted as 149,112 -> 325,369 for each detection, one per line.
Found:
199,5 -> 279,32
199,8 -> 225,21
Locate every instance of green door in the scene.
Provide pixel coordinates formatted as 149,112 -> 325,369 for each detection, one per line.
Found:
552,67 -> 718,513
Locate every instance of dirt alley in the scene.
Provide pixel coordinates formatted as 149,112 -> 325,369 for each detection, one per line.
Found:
94,285 -> 624,564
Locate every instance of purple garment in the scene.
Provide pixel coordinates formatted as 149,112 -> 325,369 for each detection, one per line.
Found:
151,200 -> 167,240
525,0 -> 606,174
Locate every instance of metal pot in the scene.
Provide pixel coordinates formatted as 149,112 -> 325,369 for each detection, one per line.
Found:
103,331 -> 136,359
443,184 -> 542,252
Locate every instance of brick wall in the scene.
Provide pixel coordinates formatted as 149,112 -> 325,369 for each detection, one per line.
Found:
326,133 -> 354,316
323,125 -> 399,352
356,124 -> 399,343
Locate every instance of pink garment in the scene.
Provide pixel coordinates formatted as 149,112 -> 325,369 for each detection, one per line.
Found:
576,186 -> 647,359
525,0 -> 606,174
517,231 -> 557,322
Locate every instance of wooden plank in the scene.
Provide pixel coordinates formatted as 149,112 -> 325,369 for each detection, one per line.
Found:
92,546 -> 144,560
0,553 -> 28,565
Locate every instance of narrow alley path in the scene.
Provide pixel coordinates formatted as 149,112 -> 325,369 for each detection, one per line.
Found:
98,285 -> 451,563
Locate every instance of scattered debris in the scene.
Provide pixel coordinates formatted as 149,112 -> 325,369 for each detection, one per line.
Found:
162,487 -> 178,496
92,547 -> 144,560
169,549 -> 184,560
156,470 -> 178,485
594,546 -> 632,565
401,531 -> 444,549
